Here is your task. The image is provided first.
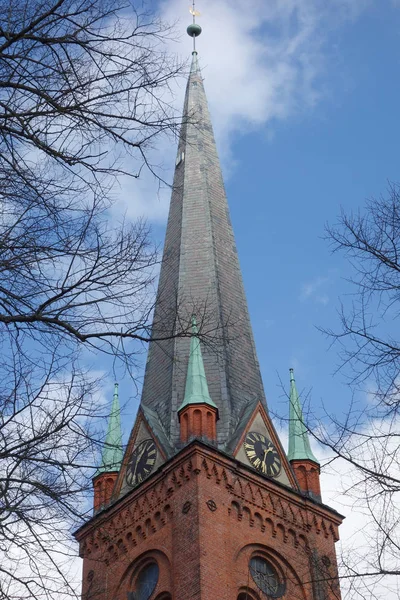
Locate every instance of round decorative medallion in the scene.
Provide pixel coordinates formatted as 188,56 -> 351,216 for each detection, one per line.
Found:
206,499 -> 217,512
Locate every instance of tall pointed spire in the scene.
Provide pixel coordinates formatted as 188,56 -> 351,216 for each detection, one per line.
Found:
287,369 -> 318,463
140,15 -> 267,450
179,317 -> 217,412
98,383 -> 123,473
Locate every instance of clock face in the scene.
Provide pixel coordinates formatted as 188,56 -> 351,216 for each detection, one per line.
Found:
244,431 -> 282,478
126,439 -> 157,488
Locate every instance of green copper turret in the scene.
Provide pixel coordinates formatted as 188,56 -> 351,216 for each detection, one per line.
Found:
178,317 -> 217,413
97,383 -> 123,473
287,369 -> 318,463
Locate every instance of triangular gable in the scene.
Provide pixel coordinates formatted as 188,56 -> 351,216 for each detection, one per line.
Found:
232,401 -> 298,490
113,406 -> 168,500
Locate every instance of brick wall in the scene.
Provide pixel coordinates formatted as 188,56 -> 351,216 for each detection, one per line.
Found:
76,443 -> 343,600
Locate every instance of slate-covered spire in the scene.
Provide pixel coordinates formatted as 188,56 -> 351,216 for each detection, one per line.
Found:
98,383 -> 123,473
287,369 -> 318,463
179,317 -> 217,412
139,20 -> 267,452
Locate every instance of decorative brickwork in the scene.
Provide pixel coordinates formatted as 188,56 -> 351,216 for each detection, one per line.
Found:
76,442 -> 343,600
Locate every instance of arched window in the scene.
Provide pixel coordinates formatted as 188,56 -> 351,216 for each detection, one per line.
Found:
249,556 -> 285,598
130,562 -> 159,600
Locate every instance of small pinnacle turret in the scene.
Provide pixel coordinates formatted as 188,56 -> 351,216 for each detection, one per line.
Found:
287,368 -> 321,501
97,383 -> 123,474
178,317 -> 218,444
179,317 -> 217,413
287,369 -> 318,463
92,383 -> 124,512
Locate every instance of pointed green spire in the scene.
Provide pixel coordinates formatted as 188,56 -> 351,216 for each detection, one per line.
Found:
97,383 -> 123,474
287,368 -> 319,463
178,317 -> 217,412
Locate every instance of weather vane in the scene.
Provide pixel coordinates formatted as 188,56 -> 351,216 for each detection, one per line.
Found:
187,1 -> 202,53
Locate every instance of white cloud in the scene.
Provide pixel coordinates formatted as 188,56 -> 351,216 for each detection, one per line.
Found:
160,0 -> 357,146
112,0 -> 379,223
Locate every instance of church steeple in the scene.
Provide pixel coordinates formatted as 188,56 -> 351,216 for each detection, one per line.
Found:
75,15 -> 344,600
113,5 -> 295,500
139,10 -> 268,453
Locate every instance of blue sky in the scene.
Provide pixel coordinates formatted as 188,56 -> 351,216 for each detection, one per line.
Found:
235,3 -> 400,419
112,0 -> 400,428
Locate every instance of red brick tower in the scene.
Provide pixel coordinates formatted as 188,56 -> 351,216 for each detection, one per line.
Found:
74,14 -> 344,600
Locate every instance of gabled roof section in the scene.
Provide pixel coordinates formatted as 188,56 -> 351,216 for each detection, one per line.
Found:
224,397 -> 259,455
97,383 -> 123,474
140,404 -> 174,458
112,404 -> 170,501
230,400 -> 299,490
288,368 -> 319,463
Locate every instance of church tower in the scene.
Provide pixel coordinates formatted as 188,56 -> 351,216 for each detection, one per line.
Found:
75,12 -> 343,600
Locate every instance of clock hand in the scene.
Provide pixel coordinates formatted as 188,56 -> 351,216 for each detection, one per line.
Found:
132,444 -> 147,480
132,458 -> 139,480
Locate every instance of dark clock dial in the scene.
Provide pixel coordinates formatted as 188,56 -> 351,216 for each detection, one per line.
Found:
126,439 -> 157,488
244,431 -> 282,478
